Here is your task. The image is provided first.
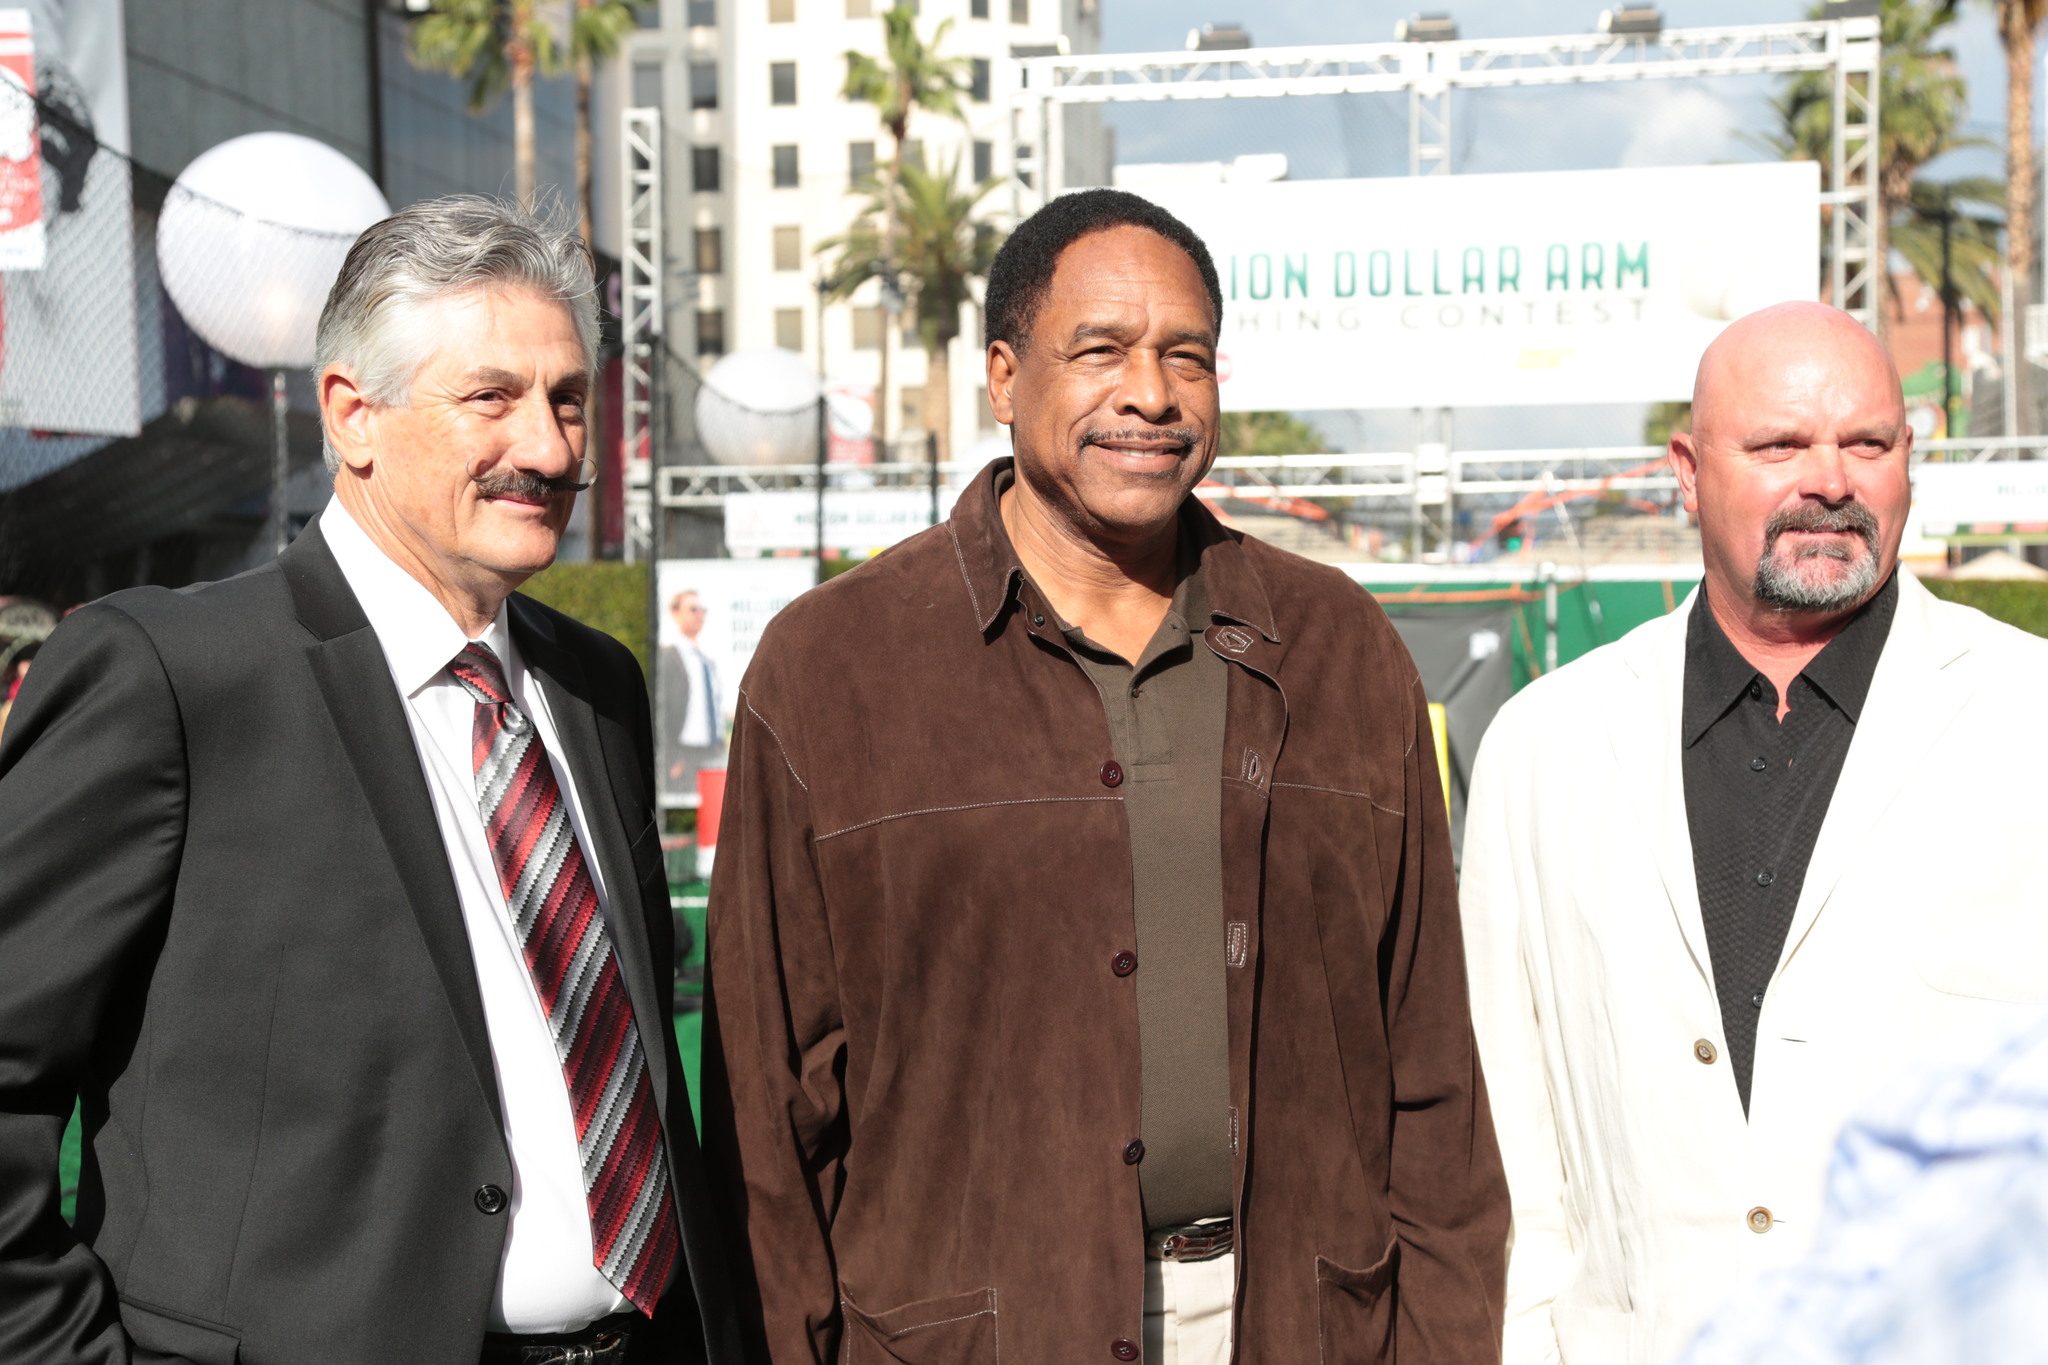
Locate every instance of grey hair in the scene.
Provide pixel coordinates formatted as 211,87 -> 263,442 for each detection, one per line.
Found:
313,194 -> 600,471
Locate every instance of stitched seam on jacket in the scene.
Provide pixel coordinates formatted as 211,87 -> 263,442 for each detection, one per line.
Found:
890,1295 -> 998,1336
946,520 -> 984,625
1272,779 -> 1403,817
742,694 -> 807,791
816,795 -> 1120,842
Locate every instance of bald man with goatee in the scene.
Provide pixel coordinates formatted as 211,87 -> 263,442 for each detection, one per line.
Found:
1462,301 -> 2048,1364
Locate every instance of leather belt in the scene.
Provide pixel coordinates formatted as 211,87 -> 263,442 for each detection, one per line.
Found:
480,1310 -> 639,1364
1146,1218 -> 1234,1263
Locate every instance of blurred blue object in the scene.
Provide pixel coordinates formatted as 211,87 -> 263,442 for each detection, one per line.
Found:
1679,1011 -> 2048,1365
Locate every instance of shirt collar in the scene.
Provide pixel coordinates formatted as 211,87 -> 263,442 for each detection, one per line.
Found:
320,494 -> 514,696
1682,571 -> 1899,747
949,456 -> 1273,643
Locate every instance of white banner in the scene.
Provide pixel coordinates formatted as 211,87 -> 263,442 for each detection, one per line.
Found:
1910,461 -> 2048,538
724,489 -> 961,557
1131,161 -> 1820,412
653,558 -> 817,806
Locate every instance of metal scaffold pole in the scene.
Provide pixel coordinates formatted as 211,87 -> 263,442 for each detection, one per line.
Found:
620,106 -> 663,566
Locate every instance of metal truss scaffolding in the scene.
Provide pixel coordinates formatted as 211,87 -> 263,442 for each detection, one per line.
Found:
620,107 -> 662,564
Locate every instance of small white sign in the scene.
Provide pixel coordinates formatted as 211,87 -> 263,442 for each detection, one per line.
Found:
724,489 -> 962,556
1910,461 -> 2048,537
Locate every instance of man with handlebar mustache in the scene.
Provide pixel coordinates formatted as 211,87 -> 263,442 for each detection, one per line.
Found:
1462,301 -> 2048,1365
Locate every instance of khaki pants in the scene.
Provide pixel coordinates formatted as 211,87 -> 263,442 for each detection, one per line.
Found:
1142,1251 -> 1235,1365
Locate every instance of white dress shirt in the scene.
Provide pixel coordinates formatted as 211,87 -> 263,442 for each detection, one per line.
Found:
323,497 -> 632,1334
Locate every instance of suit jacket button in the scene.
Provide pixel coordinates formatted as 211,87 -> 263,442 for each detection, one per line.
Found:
1123,1139 -> 1145,1165
1112,1339 -> 1140,1361
1100,760 -> 1124,788
1112,951 -> 1138,977
1747,1206 -> 1773,1233
475,1184 -> 508,1215
1694,1039 -> 1717,1064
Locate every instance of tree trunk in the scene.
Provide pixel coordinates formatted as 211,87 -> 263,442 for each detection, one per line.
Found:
512,1 -> 537,206
878,117 -> 906,453
925,324 -> 952,464
576,50 -> 594,247
2003,0 -> 2037,433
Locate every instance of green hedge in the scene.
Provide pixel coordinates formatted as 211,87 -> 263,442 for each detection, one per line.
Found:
1919,579 -> 2048,638
519,562 -> 653,678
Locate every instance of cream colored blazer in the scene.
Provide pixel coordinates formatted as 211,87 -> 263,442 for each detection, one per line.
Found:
1461,569 -> 2048,1365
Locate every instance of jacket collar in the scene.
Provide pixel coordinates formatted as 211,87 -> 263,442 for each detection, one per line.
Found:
946,456 -> 1281,644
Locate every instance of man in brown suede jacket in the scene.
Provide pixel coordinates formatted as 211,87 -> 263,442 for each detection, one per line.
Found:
703,189 -> 1507,1364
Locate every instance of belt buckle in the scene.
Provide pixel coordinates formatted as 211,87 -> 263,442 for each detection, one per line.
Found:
524,1334 -> 624,1365
1149,1220 -> 1234,1262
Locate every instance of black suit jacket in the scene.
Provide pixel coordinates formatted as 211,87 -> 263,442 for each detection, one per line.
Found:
0,523 -> 738,1364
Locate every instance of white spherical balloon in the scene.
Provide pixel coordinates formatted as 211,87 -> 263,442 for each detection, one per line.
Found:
156,133 -> 391,370
695,349 -> 823,465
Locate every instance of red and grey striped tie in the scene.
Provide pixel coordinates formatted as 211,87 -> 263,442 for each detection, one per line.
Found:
447,642 -> 678,1317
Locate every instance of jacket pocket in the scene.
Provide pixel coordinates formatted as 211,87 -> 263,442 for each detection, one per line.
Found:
842,1286 -> 999,1365
1316,1237 -> 1398,1364
120,1297 -> 241,1365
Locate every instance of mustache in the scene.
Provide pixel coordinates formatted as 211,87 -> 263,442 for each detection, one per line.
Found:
470,465 -> 592,498
1082,427 -> 1203,454
1761,500 -> 1879,555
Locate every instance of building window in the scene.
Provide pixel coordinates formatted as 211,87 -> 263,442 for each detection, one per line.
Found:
900,385 -> 925,430
772,144 -> 799,188
849,140 -> 876,186
773,226 -> 802,271
845,0 -> 870,14
971,0 -> 988,16
1009,0 -> 1026,21
632,62 -> 663,109
695,227 -> 724,275
769,0 -> 795,19
775,308 -> 805,351
692,145 -> 721,191
688,0 -> 715,24
639,1 -> 664,28
696,309 -> 727,356
970,57 -> 990,102
851,306 -> 882,349
690,61 -> 719,109
972,139 -> 993,183
901,138 -> 924,173
770,61 -> 797,105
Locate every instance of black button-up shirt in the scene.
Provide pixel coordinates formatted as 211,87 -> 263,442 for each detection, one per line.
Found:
1681,573 -> 1897,1112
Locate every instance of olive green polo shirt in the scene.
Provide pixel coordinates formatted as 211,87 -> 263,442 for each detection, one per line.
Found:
1058,556 -> 1233,1230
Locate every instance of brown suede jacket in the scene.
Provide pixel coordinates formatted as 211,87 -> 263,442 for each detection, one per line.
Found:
703,460 -> 1507,1364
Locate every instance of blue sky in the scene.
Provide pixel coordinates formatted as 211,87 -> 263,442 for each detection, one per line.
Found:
1086,2 -> 2030,443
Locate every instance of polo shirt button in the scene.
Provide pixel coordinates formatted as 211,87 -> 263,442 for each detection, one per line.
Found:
1123,1139 -> 1145,1165
1755,868 -> 1774,887
1747,1206 -> 1773,1233
1752,991 -> 1766,1009
1112,950 -> 1138,977
1101,760 -> 1124,788
1750,756 -> 1767,771
474,1184 -> 508,1215
1112,1339 -> 1140,1361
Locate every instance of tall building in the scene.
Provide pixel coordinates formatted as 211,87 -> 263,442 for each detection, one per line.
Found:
617,0 -> 1109,464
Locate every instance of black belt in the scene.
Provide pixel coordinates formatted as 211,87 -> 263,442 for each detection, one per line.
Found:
480,1310 -> 641,1365
1146,1218 -> 1234,1263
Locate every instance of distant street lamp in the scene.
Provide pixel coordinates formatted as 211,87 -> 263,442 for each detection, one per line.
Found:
156,133 -> 390,557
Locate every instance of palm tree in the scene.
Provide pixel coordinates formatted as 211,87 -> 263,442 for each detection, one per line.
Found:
1758,0 -> 1973,337
819,158 -> 1002,462
841,5 -> 969,449
1990,0 -> 2045,429
408,0 -> 563,205
1894,176 -> 2007,431
570,2 -> 643,248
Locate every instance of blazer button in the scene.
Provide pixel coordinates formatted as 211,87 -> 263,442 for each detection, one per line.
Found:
1693,1039 -> 1717,1065
1746,1206 -> 1773,1233
1100,760 -> 1124,788
474,1184 -> 508,1215
1112,1339 -> 1140,1361
1112,950 -> 1138,977
1123,1139 -> 1145,1165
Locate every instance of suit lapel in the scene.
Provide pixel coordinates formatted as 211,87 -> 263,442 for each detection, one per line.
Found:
1778,572 -> 1973,971
281,521 -> 505,1130
510,600 -> 675,1115
1608,589 -> 1714,983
